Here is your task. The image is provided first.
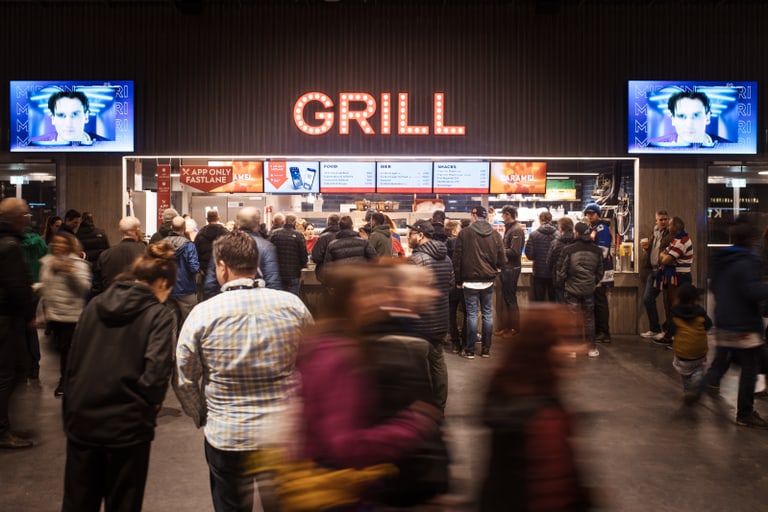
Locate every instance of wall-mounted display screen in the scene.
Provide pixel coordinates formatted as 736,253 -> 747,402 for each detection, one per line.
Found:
265,161 -> 319,194
628,80 -> 757,155
375,161 -> 432,193
545,179 -> 577,201
319,161 -> 376,193
433,161 -> 490,193
207,161 -> 264,193
10,80 -> 134,152
490,161 -> 547,195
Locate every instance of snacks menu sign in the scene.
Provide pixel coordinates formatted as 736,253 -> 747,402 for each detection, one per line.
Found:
433,161 -> 489,193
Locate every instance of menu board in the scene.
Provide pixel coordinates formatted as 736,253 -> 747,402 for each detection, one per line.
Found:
376,161 -> 433,193
433,161 -> 490,193
319,161 -> 376,193
265,160 -> 319,194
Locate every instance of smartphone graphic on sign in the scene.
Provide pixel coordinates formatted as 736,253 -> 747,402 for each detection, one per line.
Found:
303,168 -> 317,191
289,167 -> 303,189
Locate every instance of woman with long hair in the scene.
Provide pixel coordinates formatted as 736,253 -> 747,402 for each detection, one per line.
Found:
43,215 -> 62,244
61,242 -> 177,512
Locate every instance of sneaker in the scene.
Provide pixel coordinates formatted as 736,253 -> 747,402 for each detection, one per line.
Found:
652,332 -> 667,341
587,348 -> 600,358
653,337 -> 673,346
461,351 -> 475,360
736,411 -> 768,428
640,330 -> 662,339
481,349 -> 490,358
54,384 -> 64,398
0,431 -> 33,449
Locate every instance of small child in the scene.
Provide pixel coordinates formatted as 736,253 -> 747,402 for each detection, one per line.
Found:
668,283 -> 712,403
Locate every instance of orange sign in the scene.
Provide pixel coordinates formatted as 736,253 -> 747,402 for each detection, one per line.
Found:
207,161 -> 264,193
266,161 -> 288,189
293,91 -> 465,136
490,162 -> 547,195
180,166 -> 234,192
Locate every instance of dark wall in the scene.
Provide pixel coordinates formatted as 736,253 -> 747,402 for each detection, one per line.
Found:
1,1 -> 767,158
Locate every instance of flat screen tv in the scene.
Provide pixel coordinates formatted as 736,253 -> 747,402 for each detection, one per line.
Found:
10,80 -> 134,152
375,161 -> 433,194
265,161 -> 320,194
319,161 -> 376,194
489,161 -> 547,195
628,80 -> 757,155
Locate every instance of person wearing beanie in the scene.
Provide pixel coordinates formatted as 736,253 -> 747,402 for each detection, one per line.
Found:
555,222 -> 604,357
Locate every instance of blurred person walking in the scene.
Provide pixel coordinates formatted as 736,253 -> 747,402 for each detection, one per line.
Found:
61,243 -> 177,512
21,222 -> 48,381
480,306 -> 594,511
39,231 -> 91,398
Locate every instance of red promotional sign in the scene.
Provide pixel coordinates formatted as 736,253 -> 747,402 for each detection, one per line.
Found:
180,166 -> 234,192
266,161 -> 289,189
156,164 -> 172,226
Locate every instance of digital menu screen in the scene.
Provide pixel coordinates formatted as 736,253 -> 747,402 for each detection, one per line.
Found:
265,160 -> 319,194
319,161 -> 376,193
376,161 -> 433,193
490,161 -> 547,195
207,161 -> 264,193
433,161 -> 490,193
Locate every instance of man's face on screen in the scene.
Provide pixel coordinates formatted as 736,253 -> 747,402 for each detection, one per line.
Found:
51,97 -> 89,143
670,97 -> 711,144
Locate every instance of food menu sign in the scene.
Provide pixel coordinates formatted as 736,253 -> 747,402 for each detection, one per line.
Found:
433,161 -> 489,193
319,161 -> 376,193
376,161 -> 432,193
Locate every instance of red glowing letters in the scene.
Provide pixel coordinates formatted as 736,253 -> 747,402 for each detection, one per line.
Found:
293,92 -> 465,136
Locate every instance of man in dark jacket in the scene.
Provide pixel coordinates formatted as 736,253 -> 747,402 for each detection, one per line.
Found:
91,216 -> 146,296
555,222 -> 604,357
499,205 -> 525,336
524,209 -> 557,302
164,216 -> 199,328
269,214 -> 308,296
408,219 -> 455,411
58,209 -> 81,236
453,205 -> 505,359
546,216 -> 575,304
697,218 -> 768,427
0,199 -> 36,448
325,215 -> 378,265
202,207 -> 281,299
194,209 -> 228,275
75,211 -> 110,262
311,214 -> 341,283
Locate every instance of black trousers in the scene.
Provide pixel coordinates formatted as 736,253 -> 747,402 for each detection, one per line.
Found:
594,286 -> 611,336
62,439 -> 151,512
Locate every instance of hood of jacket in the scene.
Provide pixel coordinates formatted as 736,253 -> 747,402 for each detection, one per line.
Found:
469,219 -> 494,236
412,239 -> 448,261
336,229 -> 362,239
671,303 -> 705,321
557,230 -> 575,243
164,232 -> 188,252
372,224 -> 391,237
537,223 -> 558,236
94,281 -> 160,327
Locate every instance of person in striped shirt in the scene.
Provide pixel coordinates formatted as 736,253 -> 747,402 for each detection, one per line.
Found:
655,216 -> 694,346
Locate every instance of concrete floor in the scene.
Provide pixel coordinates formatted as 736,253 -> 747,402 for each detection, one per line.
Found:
3,331 -> 768,511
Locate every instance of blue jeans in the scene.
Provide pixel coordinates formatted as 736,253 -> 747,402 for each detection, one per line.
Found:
463,286 -> 493,354
643,271 -> 662,333
564,293 -> 595,348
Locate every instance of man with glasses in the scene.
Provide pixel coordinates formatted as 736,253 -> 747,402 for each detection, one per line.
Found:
640,210 -> 674,341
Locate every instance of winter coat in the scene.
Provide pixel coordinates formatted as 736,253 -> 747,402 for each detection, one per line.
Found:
555,237 -> 603,299
711,246 -> 768,335
369,224 -> 393,257
63,280 -> 175,447
524,223 -> 557,279
163,233 -> 200,296
503,220 -> 526,269
270,225 -> 308,279
311,224 -> 342,283
91,239 -> 147,296
409,240 -> 455,342
76,224 -> 110,263
547,230 -> 575,279
194,223 -> 229,272
39,253 -> 91,323
0,225 -> 35,374
453,220 -> 505,284
22,226 -> 48,282
326,230 -> 378,264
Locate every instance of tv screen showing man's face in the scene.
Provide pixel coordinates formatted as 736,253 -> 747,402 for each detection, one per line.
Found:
50,96 -> 89,143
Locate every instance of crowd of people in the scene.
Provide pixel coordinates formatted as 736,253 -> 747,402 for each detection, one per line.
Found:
7,196 -> 768,510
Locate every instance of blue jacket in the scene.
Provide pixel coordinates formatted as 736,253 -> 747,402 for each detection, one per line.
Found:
164,233 -> 199,296
712,246 -> 768,334
203,228 -> 281,299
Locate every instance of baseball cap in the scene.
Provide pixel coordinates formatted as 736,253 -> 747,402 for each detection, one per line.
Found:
584,203 -> 601,215
407,219 -> 435,237
471,205 -> 487,218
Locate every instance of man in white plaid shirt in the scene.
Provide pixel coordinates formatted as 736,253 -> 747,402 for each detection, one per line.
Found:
175,230 -> 313,511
